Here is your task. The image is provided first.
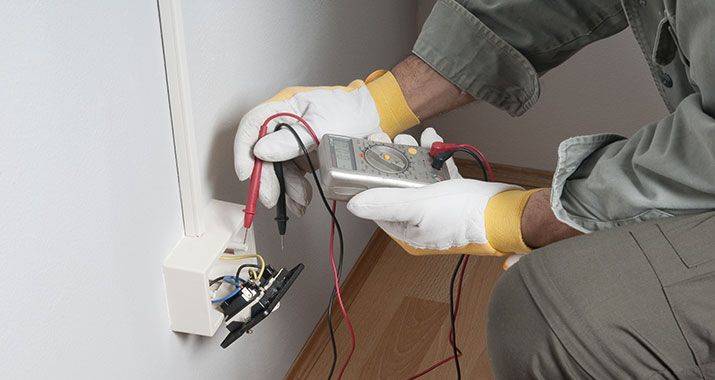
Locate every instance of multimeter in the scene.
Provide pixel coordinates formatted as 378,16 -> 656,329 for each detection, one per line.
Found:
317,134 -> 451,201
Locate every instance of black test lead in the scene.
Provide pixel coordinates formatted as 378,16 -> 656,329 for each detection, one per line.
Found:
273,160 -> 289,250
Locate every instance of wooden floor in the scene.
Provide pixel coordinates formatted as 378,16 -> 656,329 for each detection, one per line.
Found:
285,163 -> 553,380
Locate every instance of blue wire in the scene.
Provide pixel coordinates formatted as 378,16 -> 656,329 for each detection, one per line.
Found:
212,287 -> 241,304
210,276 -> 246,304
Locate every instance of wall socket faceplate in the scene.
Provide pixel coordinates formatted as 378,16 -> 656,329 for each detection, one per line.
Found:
163,199 -> 256,336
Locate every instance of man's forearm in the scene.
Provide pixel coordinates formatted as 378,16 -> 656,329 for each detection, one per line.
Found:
392,54 -> 476,120
522,188 -> 582,248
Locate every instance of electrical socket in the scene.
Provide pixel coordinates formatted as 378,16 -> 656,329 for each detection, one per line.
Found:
163,200 -> 256,336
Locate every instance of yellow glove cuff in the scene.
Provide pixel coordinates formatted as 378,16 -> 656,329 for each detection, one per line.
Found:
484,188 -> 543,253
365,70 -> 420,138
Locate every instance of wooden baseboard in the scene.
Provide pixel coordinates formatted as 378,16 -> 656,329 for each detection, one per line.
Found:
283,162 -> 554,379
455,159 -> 553,189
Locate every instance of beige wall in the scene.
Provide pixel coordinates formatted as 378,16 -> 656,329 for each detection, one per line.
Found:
417,0 -> 668,171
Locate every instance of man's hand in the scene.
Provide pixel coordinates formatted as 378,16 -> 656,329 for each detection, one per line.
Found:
348,128 -> 534,257
350,182 -> 581,260
349,178 -> 527,256
233,71 -> 419,216
234,53 -> 480,218
346,129 -> 582,260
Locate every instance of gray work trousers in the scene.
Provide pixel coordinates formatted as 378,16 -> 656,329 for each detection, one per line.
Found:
488,212 -> 715,379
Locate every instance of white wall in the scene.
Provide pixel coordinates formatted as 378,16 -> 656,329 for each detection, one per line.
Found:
0,1 -> 185,379
180,0 -> 418,378
1,1 -> 417,379
417,0 -> 668,171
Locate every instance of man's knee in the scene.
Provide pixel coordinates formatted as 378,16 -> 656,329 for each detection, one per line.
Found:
487,264 -> 543,379
487,260 -> 588,380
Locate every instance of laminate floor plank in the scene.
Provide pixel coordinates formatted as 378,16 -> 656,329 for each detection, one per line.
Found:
299,235 -> 502,379
360,297 -> 449,379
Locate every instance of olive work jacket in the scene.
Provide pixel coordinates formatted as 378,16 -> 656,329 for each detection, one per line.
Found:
415,0 -> 715,233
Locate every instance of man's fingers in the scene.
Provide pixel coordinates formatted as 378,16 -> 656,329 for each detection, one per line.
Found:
367,132 -> 391,143
374,220 -> 411,242
503,254 -> 526,270
419,127 -> 444,148
347,187 -> 424,224
286,197 -> 307,217
368,132 -> 418,146
393,134 -> 418,146
419,127 -> 462,179
445,159 -> 462,179
235,101 -> 288,180
254,128 -> 317,162
257,161 -> 280,209
235,118 -> 258,181
284,161 -> 312,207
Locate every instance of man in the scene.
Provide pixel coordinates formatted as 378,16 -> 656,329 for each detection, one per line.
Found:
235,0 -> 715,378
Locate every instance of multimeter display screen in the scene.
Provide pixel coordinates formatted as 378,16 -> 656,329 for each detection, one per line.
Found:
332,139 -> 356,170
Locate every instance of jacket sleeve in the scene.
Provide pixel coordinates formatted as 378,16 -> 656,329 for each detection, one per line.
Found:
414,0 -> 627,116
551,2 -> 715,232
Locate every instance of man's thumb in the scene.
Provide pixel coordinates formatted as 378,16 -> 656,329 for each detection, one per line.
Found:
347,187 -> 424,224
254,128 -> 317,162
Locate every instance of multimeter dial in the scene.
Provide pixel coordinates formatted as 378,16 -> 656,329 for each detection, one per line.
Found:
364,145 -> 408,173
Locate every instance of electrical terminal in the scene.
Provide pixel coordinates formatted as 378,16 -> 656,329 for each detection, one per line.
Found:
211,252 -> 304,348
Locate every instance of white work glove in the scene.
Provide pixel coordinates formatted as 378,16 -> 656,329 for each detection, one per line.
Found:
234,70 -> 419,216
348,129 -> 540,258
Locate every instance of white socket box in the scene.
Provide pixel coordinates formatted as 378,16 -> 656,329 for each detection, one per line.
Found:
163,200 -> 256,336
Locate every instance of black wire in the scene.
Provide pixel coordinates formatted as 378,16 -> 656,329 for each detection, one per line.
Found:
209,276 -> 226,286
274,123 -> 344,380
209,263 -> 260,286
267,128 -> 488,380
442,147 -> 489,379
447,147 -> 488,181
235,263 -> 261,279
450,254 -> 465,379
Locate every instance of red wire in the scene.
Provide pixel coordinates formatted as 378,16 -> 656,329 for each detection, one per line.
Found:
429,142 -> 495,182
330,200 -> 356,379
407,256 -> 470,380
259,112 -> 320,144
453,144 -> 494,181
252,116 -> 489,379
244,113 -> 320,229
410,141 -> 494,379
254,113 -> 356,378
409,141 -> 494,379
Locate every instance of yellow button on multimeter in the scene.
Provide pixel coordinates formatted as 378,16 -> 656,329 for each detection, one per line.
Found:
318,134 -> 451,201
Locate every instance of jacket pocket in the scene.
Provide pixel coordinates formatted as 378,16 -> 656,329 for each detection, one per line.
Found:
658,213 -> 715,268
647,213 -> 715,372
653,16 -> 678,66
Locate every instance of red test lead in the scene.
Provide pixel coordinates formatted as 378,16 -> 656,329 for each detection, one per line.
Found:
241,113 -> 356,379
429,142 -> 494,181
242,113 -> 318,241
